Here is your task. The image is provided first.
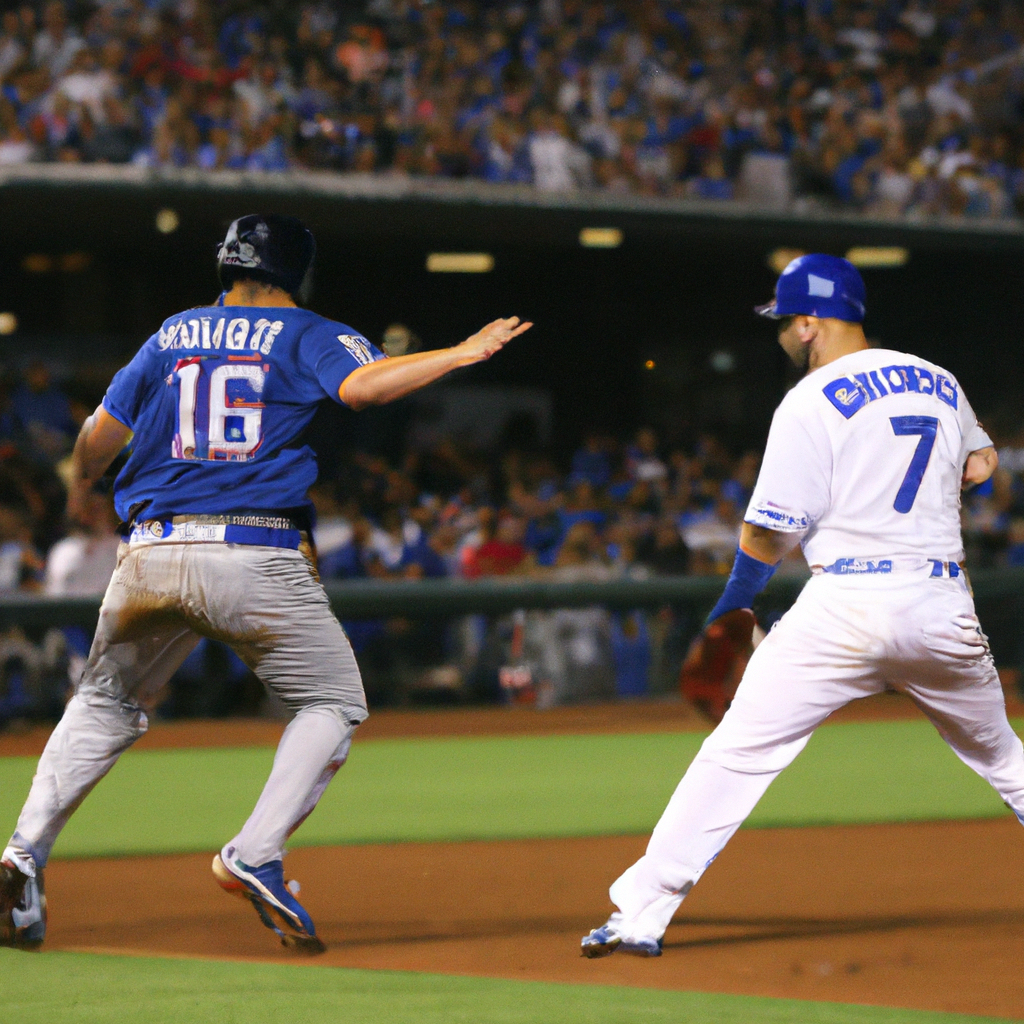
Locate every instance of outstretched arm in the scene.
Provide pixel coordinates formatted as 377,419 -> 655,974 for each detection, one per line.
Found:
339,317 -> 532,410
67,406 -> 132,522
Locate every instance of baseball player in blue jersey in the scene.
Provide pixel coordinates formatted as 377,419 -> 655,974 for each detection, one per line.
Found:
0,214 -> 531,952
582,253 -> 1024,958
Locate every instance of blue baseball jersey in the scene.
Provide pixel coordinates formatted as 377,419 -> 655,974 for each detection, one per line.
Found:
102,305 -> 384,523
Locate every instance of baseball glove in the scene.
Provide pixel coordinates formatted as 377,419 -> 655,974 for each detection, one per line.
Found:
679,608 -> 758,724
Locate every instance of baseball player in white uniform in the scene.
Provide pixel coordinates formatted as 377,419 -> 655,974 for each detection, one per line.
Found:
582,253 -> 1024,957
0,214 -> 531,952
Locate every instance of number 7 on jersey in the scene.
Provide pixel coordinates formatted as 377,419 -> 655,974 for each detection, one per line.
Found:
890,415 -> 938,514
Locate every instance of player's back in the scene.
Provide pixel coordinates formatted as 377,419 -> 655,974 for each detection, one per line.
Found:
103,304 -> 383,524
746,348 -> 991,571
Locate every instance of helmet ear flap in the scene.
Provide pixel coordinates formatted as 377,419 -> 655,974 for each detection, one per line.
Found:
295,262 -> 315,304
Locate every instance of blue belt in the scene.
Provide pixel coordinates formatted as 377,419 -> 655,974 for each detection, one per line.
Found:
224,523 -> 302,549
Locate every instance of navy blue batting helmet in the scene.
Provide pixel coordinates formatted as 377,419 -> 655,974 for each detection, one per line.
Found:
217,214 -> 316,297
755,254 -> 866,323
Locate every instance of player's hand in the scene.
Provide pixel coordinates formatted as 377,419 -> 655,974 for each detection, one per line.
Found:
455,317 -> 533,365
65,482 -> 91,527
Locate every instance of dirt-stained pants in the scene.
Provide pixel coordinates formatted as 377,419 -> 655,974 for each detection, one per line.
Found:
5,541 -> 367,872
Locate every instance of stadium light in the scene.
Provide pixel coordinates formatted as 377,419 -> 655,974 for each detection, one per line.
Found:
0,312 -> 17,335
59,253 -> 92,273
579,227 -> 623,248
22,254 -> 53,273
845,246 -> 909,268
155,208 -> 180,234
426,253 -> 494,273
766,248 -> 806,274
709,350 -> 736,373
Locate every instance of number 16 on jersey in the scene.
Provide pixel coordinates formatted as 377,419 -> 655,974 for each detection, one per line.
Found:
172,355 -> 267,462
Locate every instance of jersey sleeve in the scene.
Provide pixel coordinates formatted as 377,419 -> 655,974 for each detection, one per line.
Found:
301,324 -> 386,404
102,337 -> 160,430
745,397 -> 832,534
955,385 -> 993,466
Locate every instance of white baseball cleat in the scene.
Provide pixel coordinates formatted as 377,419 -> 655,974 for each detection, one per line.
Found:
581,922 -> 662,958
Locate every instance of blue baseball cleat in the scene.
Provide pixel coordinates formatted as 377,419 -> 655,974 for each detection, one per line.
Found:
0,859 -> 46,950
213,846 -> 325,954
581,922 -> 662,958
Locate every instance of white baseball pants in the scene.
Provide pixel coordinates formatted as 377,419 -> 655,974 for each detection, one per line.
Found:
608,572 -> 1024,942
5,541 -> 367,874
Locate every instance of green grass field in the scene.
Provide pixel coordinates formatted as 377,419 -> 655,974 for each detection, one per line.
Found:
0,951 -> 1012,1024
2,717 -> 1021,1023
0,719 -> 1017,859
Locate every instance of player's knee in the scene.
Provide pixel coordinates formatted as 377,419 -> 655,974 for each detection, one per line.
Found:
64,692 -> 149,746
288,697 -> 366,732
696,739 -> 799,774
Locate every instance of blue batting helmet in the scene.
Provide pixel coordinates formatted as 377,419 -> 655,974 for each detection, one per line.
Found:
217,214 -> 316,297
755,254 -> 866,323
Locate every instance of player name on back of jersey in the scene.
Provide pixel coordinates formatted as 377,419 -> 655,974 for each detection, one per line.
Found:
823,362 -> 958,420
158,315 -> 285,355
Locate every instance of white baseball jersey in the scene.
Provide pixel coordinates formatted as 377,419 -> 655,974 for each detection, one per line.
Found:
744,347 -> 992,570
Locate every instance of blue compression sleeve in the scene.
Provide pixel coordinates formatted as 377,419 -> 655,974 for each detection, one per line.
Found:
706,547 -> 777,626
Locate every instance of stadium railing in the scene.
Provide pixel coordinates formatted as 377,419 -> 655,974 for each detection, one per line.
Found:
3,568 -> 1024,629
4,164 -> 1024,238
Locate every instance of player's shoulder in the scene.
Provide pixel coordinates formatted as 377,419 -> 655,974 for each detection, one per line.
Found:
300,311 -> 366,340
799,347 -> 964,422
776,349 -> 916,417
301,315 -> 383,366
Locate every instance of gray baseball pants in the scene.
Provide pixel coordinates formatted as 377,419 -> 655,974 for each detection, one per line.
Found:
5,540 -> 367,874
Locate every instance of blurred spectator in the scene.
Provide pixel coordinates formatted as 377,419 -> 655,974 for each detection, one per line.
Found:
0,501 -> 43,593
570,433 -> 611,488
626,427 -> 667,484
0,0 -> 1019,219
44,489 -> 119,693
528,522 -> 616,704
636,519 -> 691,576
380,323 -> 421,358
11,361 -> 77,463
44,491 -> 118,597
463,511 -> 528,578
610,611 -> 651,698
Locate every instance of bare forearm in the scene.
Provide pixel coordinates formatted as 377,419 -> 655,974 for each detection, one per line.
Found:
72,418 -> 108,486
739,522 -> 802,565
71,407 -> 133,489
340,316 -> 532,410
340,348 -> 464,410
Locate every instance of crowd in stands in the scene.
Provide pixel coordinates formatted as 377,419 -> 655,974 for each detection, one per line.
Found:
0,351 -> 1023,722
1,1 -> 1024,217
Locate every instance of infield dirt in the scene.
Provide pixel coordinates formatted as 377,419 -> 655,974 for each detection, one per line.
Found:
41,820 -> 1024,1020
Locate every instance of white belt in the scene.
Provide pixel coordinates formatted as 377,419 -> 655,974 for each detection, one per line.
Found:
130,521 -> 226,544
809,557 -> 963,577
